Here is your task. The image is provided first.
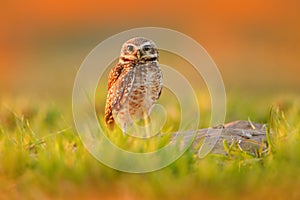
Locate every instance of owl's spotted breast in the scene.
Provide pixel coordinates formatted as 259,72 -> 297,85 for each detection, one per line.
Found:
117,62 -> 162,124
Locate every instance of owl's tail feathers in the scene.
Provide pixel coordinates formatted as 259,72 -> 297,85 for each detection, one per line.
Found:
104,110 -> 115,131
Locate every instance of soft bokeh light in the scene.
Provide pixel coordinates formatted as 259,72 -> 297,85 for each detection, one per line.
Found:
1,0 -> 299,97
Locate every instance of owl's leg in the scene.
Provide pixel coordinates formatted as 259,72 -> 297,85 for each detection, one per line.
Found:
121,122 -> 127,136
114,111 -> 129,136
121,119 -> 134,136
143,111 -> 151,138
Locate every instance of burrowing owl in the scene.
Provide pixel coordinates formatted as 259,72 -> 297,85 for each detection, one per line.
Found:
104,37 -> 162,132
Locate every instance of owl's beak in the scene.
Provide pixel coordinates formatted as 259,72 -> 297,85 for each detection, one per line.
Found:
136,50 -> 141,59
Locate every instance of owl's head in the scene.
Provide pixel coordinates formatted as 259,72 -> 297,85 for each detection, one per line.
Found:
119,37 -> 158,63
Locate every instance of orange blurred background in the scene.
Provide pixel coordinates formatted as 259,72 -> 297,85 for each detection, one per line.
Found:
1,0 -> 299,99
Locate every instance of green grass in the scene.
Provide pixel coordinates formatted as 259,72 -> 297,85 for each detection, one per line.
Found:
0,93 -> 300,200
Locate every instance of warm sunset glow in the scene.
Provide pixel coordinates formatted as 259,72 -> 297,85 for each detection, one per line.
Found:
1,0 -> 299,93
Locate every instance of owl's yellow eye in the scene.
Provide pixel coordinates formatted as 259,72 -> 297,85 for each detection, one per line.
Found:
127,45 -> 134,53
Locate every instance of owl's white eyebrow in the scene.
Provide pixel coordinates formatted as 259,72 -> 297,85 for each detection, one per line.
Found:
138,42 -> 152,48
126,44 -> 137,48
122,43 -> 136,49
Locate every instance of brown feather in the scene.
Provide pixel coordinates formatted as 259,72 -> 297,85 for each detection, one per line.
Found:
104,63 -> 124,128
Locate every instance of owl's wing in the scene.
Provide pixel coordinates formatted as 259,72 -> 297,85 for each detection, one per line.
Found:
107,63 -> 124,91
111,69 -> 135,111
104,66 -> 135,127
158,87 -> 162,99
156,68 -> 163,100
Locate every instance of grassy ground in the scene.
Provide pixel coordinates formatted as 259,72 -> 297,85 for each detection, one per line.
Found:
0,92 -> 300,200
